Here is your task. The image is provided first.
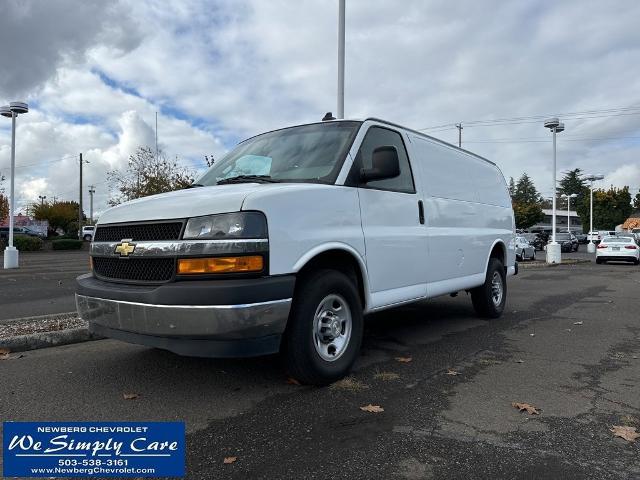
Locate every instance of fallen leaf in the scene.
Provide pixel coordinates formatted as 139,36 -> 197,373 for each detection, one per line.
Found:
610,425 -> 639,442
445,369 -> 460,376
512,402 -> 540,415
395,357 -> 412,363
0,349 -> 10,360
286,377 -> 301,385
223,456 -> 237,464
573,321 -> 583,325
123,393 -> 139,400
515,359 -> 525,364
360,404 -> 384,413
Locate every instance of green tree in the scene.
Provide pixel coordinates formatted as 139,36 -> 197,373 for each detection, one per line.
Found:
559,169 -> 589,231
511,173 -> 544,229
508,177 -> 515,197
0,194 -> 8,224
633,191 -> 640,210
108,147 -> 194,206
579,186 -> 633,230
32,201 -> 83,235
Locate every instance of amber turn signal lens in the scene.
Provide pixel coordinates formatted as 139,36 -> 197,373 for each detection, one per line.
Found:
177,256 -> 264,274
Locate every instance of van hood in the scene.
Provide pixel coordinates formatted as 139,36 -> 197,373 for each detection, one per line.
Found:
98,184 -> 262,224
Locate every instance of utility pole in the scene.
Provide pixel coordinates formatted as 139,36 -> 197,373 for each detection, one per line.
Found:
52,196 -> 57,203
88,185 -> 95,224
337,0 -> 345,119
38,195 -> 46,206
79,153 -> 84,237
456,123 -> 463,147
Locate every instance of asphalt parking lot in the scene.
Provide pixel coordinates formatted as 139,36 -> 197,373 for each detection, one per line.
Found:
1,250 -> 639,479
0,250 -> 89,320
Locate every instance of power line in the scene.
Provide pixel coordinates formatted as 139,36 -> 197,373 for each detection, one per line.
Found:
419,104 -> 640,131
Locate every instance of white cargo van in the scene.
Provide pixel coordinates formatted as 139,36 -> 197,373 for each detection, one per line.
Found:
76,118 -> 516,385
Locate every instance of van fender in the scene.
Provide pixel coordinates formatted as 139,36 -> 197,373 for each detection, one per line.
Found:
292,242 -> 372,311
482,238 -> 509,278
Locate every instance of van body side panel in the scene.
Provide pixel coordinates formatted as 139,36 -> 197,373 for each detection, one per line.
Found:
241,183 -> 366,277
408,135 -> 514,293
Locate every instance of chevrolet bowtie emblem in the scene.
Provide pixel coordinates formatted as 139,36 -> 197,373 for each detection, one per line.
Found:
114,240 -> 136,257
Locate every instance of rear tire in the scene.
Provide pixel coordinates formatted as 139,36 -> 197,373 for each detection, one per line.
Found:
283,269 -> 363,386
471,258 -> 506,319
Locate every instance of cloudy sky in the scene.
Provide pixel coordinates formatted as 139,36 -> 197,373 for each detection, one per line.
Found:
1,0 -> 639,217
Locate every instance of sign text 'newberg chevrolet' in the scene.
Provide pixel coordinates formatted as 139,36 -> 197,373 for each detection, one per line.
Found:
3,422 -> 185,478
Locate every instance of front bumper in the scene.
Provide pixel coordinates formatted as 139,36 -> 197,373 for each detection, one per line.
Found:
76,273 -> 295,357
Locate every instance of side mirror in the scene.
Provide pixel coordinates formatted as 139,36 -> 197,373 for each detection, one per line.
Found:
360,145 -> 400,183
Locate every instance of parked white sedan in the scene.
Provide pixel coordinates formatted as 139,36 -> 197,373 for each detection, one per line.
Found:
596,236 -> 640,265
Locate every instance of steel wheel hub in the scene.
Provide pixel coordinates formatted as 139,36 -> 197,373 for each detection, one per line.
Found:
491,271 -> 503,307
313,294 -> 352,362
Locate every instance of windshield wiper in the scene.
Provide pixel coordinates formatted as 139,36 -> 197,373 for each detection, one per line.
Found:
216,175 -> 281,185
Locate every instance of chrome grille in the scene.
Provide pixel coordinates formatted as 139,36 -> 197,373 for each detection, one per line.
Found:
92,257 -> 175,283
94,222 -> 183,242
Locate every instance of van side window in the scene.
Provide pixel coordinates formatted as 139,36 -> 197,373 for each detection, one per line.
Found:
352,127 -> 415,193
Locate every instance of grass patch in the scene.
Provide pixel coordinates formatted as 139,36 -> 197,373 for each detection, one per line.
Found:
373,371 -> 400,381
329,376 -> 370,392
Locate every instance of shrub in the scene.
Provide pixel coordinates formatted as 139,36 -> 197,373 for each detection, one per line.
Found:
52,239 -> 83,250
14,234 -> 43,251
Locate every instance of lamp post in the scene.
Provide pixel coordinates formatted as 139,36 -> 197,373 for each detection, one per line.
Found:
561,193 -> 577,233
543,118 -> 564,263
1,102 -> 28,269
38,195 -> 46,206
337,0 -> 345,119
584,174 -> 604,253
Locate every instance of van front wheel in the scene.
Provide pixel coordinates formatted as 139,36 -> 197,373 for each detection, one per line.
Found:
283,269 -> 363,386
471,258 -> 506,319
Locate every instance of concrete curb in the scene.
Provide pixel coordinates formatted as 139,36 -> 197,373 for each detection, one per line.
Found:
0,327 -> 104,353
519,259 -> 591,269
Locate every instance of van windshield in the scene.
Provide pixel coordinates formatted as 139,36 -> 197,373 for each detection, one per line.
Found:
195,121 -> 361,186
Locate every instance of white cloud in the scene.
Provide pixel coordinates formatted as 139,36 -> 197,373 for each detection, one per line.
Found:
1,0 -> 640,216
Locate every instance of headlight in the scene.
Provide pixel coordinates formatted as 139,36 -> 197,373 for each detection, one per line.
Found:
183,212 -> 267,239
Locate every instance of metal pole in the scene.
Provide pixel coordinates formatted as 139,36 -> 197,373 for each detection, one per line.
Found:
567,196 -> 570,233
8,113 -> 15,248
589,181 -> 594,242
551,128 -> 557,244
89,185 -> 95,224
78,153 -> 83,238
337,0 -> 345,119
456,123 -> 463,147
155,111 -> 158,161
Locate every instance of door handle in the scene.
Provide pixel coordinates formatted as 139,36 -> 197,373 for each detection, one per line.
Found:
418,200 -> 425,225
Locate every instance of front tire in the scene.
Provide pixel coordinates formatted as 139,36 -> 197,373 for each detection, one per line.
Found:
471,258 -> 506,319
283,269 -> 363,385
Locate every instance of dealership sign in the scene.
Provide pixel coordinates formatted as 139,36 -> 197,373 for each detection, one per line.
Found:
3,422 -> 185,477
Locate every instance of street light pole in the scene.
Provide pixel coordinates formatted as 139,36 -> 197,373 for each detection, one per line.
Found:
1,102 -> 28,269
38,195 -> 46,206
88,185 -> 95,224
561,193 -> 577,233
584,174 -> 604,253
337,0 -> 345,119
544,118 -> 564,264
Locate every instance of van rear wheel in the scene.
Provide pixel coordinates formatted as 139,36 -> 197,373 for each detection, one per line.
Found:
471,258 -> 506,318
283,269 -> 363,386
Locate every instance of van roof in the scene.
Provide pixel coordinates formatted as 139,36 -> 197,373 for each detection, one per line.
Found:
240,118 -> 496,167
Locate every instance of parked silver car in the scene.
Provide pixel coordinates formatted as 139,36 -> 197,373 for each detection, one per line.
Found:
515,236 -> 536,261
